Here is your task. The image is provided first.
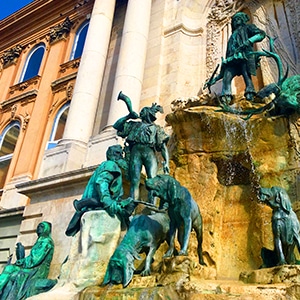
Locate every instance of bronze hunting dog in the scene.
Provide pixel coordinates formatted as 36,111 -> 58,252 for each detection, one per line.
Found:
102,212 -> 169,287
259,186 -> 300,266
146,174 -> 205,265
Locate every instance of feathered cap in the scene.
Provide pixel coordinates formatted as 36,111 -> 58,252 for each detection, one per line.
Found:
140,103 -> 163,122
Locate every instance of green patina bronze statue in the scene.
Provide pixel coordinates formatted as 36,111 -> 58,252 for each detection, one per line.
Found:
204,12 -> 266,104
113,92 -> 170,201
259,187 -> 300,267
145,175 -> 206,266
65,144 -> 135,236
102,212 -> 170,288
0,221 -> 56,300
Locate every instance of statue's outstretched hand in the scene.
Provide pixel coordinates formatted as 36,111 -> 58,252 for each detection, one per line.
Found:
106,201 -> 121,216
120,197 -> 136,216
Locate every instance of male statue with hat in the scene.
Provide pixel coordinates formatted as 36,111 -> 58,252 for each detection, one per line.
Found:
113,92 -> 169,202
204,12 -> 266,104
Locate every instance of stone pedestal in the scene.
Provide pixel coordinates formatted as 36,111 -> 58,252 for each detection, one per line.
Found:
240,265 -> 300,284
28,210 -> 121,299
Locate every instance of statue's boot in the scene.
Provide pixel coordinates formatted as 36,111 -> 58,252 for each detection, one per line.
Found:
73,198 -> 99,211
65,211 -> 84,236
219,95 -> 232,107
65,198 -> 100,236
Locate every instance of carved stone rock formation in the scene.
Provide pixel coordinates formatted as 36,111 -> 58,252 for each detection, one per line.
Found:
166,104 -> 300,279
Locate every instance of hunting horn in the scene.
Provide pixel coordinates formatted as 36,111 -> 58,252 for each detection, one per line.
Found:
118,91 -> 135,115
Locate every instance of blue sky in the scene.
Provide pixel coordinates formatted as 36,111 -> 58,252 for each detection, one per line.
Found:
0,0 -> 34,20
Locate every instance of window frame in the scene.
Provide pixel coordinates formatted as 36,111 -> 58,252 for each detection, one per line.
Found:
0,121 -> 21,188
46,102 -> 70,150
0,121 -> 21,162
19,43 -> 45,83
69,21 -> 89,60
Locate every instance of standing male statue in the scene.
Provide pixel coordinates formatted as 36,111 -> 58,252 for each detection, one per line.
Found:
65,144 -> 134,236
113,92 -> 169,201
204,12 -> 266,104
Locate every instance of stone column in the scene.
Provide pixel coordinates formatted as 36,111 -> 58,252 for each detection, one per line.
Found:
39,0 -> 116,177
106,0 -> 152,126
62,0 -> 116,144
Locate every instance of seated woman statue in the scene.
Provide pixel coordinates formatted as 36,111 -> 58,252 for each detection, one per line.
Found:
0,221 -> 56,300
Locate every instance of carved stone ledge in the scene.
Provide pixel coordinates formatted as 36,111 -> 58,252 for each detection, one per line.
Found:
49,17 -> 73,44
0,206 -> 24,217
51,72 -> 77,95
9,76 -> 41,96
0,90 -> 38,111
240,265 -> 300,284
1,44 -> 23,68
59,58 -> 80,74
164,23 -> 203,37
170,94 -> 217,112
16,165 -> 97,202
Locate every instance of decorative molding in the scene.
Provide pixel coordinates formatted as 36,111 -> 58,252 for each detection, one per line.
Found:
11,104 -> 17,119
49,75 -> 75,116
20,112 -> 31,131
49,17 -> 73,44
0,206 -> 24,217
5,104 -> 31,131
164,23 -> 203,37
0,0 -> 94,54
0,90 -> 38,111
66,82 -> 74,101
1,44 -> 23,68
16,164 -> 97,202
59,58 -> 80,74
74,0 -> 91,10
51,72 -> 77,94
9,76 -> 41,95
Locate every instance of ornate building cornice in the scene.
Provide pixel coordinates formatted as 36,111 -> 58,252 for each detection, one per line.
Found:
0,90 -> 38,111
1,45 -> 23,68
9,76 -> 41,96
49,17 -> 74,44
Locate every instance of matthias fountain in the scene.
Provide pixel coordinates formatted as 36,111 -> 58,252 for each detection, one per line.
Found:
1,11 -> 300,300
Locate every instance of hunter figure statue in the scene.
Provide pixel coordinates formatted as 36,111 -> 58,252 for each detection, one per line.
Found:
204,12 -> 266,104
113,91 -> 169,201
65,144 -> 134,236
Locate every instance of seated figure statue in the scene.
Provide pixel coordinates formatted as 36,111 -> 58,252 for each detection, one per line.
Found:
0,221 -> 56,300
65,145 -> 135,236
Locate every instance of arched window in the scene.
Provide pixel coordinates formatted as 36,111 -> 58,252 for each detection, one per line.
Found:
19,43 -> 45,82
0,121 -> 20,189
47,102 -> 70,149
70,22 -> 89,60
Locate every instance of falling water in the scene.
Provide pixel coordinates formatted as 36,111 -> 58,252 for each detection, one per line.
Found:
220,112 -> 261,194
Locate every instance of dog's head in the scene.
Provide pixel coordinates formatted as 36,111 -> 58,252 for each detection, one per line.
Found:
145,175 -> 167,198
259,187 -> 292,214
102,247 -> 140,288
146,175 -> 180,205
